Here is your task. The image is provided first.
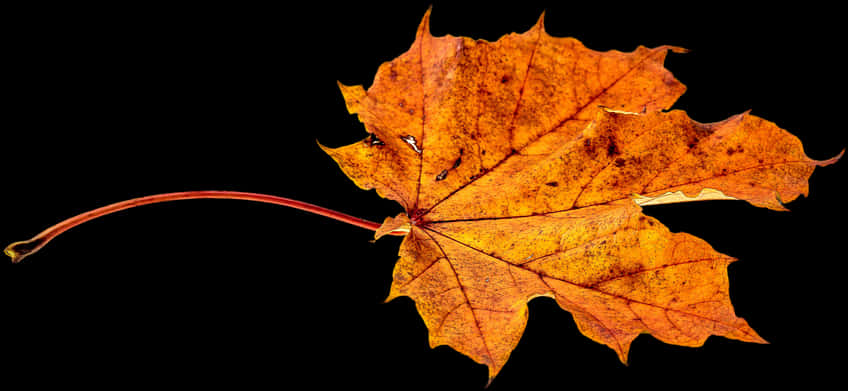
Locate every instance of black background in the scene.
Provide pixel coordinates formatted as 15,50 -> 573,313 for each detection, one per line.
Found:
1,1 -> 845,389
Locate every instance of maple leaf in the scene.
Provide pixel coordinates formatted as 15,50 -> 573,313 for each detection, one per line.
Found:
320,9 -> 842,382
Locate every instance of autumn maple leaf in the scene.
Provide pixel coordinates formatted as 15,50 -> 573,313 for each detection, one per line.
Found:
4,7 -> 843,389
320,9 -> 842,383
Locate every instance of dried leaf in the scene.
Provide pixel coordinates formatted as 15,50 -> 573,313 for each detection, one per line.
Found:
321,9 -> 841,382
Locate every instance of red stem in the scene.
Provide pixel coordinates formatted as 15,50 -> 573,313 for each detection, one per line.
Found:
5,191 -> 405,263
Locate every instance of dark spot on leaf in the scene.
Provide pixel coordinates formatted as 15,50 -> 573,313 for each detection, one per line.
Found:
399,101 -> 405,108
452,156 -> 462,169
436,170 -> 448,181
686,133 -> 700,149
584,134 -> 619,156
390,68 -> 398,80
408,109 -> 415,115
607,138 -> 620,156
726,147 -> 736,155
501,75 -> 510,83
545,181 -> 558,187
614,158 -> 626,167
583,138 -> 594,153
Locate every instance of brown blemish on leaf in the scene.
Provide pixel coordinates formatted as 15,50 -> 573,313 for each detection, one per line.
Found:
726,146 -> 744,155
607,136 -> 620,156
452,154 -> 463,169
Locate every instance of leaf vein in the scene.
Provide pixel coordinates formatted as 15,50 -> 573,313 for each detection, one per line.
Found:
422,46 -> 673,217
425,227 -> 758,339
419,228 -> 496,366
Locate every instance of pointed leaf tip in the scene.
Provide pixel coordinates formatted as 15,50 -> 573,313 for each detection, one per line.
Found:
736,318 -> 769,344
417,6 -> 432,37
815,148 -> 844,167
772,191 -> 791,212
614,343 -> 631,366
535,10 -> 546,32
315,138 -> 329,152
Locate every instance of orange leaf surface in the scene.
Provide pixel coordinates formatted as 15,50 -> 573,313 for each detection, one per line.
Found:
322,9 -> 841,382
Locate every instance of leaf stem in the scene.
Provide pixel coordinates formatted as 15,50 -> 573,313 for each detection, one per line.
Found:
5,190 -> 405,263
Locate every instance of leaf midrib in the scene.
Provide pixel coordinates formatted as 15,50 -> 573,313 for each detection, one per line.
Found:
422,159 -> 813,225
